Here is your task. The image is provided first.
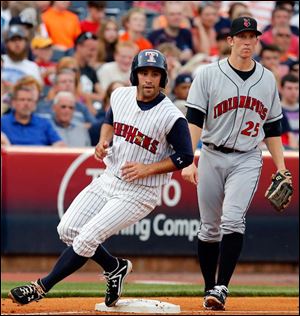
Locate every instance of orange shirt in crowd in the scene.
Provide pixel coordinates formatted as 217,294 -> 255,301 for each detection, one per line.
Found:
42,7 -> 82,50
119,32 -> 153,51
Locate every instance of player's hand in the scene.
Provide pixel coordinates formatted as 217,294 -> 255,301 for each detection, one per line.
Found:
181,163 -> 198,185
121,162 -> 150,182
94,140 -> 109,161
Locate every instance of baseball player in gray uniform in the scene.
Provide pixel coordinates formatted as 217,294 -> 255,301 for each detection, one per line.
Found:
9,49 -> 193,307
182,17 -> 290,310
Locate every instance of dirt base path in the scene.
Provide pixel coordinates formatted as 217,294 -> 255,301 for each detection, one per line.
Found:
1,297 -> 298,315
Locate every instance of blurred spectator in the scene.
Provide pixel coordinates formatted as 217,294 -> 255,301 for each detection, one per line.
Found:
51,56 -> 95,114
96,40 -> 138,91
281,112 -> 298,149
270,25 -> 299,62
214,28 -> 231,60
1,131 -> 11,146
95,18 -> 119,65
227,2 -> 250,21
289,60 -> 299,78
74,32 -> 105,114
151,1 -> 191,30
1,85 -> 64,146
192,3 -> 219,56
89,80 -> 126,146
172,73 -> 193,115
259,44 -> 289,87
14,75 -> 42,103
50,91 -> 91,147
148,2 -> 194,63
280,74 -> 299,148
1,1 -> 11,37
42,1 -> 81,51
1,54 -> 12,113
9,6 -> 38,41
37,69 -> 97,128
35,1 -> 52,14
120,7 -> 153,51
260,7 -> 299,59
210,1 -> 231,34
2,25 -> 42,84
31,36 -> 56,87
133,1 -> 163,14
264,2 -> 299,35
156,42 -> 182,95
1,75 -> 43,115
80,1 -> 106,34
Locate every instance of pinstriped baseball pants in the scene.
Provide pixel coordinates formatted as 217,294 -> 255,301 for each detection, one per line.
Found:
57,171 -> 160,257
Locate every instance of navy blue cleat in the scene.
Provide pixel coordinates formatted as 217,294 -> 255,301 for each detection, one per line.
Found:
104,258 -> 132,307
203,285 -> 229,310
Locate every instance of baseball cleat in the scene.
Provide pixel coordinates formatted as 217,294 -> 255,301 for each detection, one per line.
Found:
104,258 -> 132,307
8,280 -> 46,305
203,285 -> 228,310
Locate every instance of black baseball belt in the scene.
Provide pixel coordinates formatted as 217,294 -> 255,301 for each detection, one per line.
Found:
203,142 -> 246,154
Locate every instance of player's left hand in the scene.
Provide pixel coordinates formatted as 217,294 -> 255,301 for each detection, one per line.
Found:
121,162 -> 150,182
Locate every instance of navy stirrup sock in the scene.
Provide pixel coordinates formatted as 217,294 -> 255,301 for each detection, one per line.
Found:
40,246 -> 88,292
197,239 -> 220,292
217,232 -> 244,287
91,244 -> 118,272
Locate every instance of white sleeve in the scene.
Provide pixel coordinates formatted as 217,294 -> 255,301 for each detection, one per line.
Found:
266,81 -> 283,123
186,67 -> 209,114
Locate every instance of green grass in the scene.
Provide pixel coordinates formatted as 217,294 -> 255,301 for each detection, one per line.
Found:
1,281 -> 298,298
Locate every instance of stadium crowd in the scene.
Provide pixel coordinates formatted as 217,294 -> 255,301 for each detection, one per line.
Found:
1,1 -> 299,149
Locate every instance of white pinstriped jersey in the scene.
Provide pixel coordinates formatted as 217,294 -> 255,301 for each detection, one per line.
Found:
103,86 -> 185,186
186,58 -> 283,152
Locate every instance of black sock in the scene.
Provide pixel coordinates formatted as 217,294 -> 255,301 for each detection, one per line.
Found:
197,239 -> 220,292
40,246 -> 88,292
217,232 -> 244,287
91,244 -> 118,272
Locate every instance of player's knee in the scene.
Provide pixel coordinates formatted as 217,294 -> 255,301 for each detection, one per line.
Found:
57,222 -> 77,245
198,226 -> 222,242
221,220 -> 245,235
72,235 -> 99,257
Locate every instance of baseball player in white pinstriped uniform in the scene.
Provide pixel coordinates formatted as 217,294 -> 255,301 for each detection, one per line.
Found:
182,17 -> 291,310
9,49 -> 193,307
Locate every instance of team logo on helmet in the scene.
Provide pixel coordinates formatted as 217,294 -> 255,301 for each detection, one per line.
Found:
145,51 -> 159,63
243,18 -> 251,28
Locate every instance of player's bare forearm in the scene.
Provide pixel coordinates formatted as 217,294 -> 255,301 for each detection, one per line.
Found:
188,123 -> 203,154
121,158 -> 176,182
264,136 -> 286,171
94,123 -> 114,161
99,123 -> 114,144
181,123 -> 202,185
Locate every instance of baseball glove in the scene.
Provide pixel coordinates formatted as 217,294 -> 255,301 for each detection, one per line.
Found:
265,169 -> 293,212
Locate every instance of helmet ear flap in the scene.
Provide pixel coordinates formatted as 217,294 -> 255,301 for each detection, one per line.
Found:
130,71 -> 138,86
130,55 -> 139,86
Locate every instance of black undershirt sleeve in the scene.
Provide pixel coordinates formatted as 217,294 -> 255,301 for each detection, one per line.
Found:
263,119 -> 282,138
166,118 -> 194,169
186,107 -> 205,128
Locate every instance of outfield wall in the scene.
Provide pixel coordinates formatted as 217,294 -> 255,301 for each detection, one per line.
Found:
1,147 -> 299,262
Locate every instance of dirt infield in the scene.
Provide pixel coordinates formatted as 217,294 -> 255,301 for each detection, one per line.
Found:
1,297 -> 299,315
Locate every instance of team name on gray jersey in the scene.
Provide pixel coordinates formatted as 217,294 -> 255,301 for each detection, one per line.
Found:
186,58 -> 282,151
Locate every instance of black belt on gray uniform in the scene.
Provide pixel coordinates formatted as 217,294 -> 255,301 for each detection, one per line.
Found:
203,142 -> 246,154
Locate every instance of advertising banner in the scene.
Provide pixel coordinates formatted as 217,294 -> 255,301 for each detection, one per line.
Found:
1,147 -> 298,261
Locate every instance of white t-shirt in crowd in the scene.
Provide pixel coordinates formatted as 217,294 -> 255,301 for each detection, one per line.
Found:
2,54 -> 42,84
96,62 -> 130,91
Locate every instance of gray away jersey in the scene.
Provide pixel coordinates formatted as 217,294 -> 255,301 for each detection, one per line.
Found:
186,58 -> 282,151
104,86 -> 185,186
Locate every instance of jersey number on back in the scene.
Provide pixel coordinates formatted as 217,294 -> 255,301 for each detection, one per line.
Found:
241,121 -> 260,137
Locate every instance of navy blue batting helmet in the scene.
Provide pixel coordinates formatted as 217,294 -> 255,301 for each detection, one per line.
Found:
130,49 -> 168,88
